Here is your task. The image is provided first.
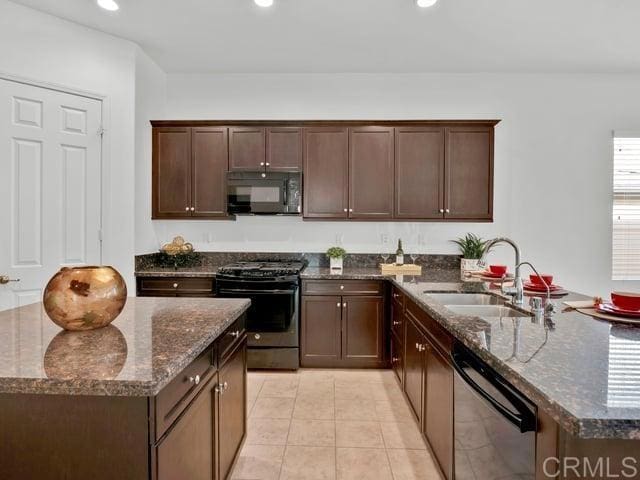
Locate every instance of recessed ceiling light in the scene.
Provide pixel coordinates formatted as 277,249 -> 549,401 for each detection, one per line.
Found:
416,0 -> 438,7
254,0 -> 274,7
97,0 -> 119,11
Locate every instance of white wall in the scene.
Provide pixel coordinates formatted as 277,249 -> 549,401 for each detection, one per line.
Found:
144,73 -> 640,295
0,0 -> 150,292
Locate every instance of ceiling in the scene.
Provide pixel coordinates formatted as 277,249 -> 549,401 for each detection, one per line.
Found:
10,0 -> 640,74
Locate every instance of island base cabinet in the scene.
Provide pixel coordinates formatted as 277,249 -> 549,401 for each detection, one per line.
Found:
156,376 -> 216,480
403,316 -> 426,423
217,341 -> 247,480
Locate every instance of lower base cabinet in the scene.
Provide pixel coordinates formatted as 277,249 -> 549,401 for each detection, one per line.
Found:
403,315 -> 427,422
218,341 -> 247,480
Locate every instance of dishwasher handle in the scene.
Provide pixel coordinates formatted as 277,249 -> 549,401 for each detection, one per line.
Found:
452,348 -> 536,433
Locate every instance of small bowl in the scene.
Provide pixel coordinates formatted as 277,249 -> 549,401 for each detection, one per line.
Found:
530,274 -> 553,286
611,292 -> 640,311
489,265 -> 507,275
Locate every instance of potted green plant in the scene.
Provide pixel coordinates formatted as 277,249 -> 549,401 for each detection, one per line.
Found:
451,233 -> 491,273
326,246 -> 347,270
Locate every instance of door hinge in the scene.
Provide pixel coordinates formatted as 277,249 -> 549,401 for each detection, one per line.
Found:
98,229 -> 103,242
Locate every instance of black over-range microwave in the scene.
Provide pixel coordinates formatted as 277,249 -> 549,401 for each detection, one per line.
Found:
227,171 -> 302,215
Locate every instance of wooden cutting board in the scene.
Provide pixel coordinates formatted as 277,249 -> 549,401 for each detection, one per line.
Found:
380,264 -> 422,275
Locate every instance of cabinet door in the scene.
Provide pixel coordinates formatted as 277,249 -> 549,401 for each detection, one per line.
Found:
303,128 -> 349,218
229,127 -> 266,171
349,127 -> 394,219
218,341 -> 247,480
266,127 -> 302,171
300,295 -> 342,367
391,295 -> 404,343
444,127 -> 493,220
341,296 -> 385,366
192,127 -> 228,217
425,344 -> 453,480
391,332 -> 403,385
395,127 -> 444,219
157,376 -> 215,480
153,127 -> 192,218
404,315 -> 425,423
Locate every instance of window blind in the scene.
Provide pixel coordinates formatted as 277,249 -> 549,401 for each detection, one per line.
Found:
612,134 -> 640,280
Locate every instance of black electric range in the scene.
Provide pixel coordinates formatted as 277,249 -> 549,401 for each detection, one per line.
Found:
215,260 -> 306,370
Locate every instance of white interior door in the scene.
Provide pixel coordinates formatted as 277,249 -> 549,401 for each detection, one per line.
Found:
0,79 -> 102,311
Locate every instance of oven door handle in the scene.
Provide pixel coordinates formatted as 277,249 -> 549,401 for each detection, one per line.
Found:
218,288 -> 296,295
452,350 -> 536,433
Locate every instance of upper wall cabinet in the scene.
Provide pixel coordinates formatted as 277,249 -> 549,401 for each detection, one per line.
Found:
395,127 -> 444,220
152,125 -> 229,219
229,127 -> 266,171
349,127 -> 395,219
444,126 -> 493,220
303,127 -> 349,219
266,127 -> 302,171
151,120 -> 498,222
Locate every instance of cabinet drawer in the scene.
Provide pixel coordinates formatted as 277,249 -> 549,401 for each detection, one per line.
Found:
391,286 -> 405,309
406,299 -> 452,354
155,346 -> 215,441
218,314 -> 247,366
137,277 -> 215,297
302,280 -> 383,296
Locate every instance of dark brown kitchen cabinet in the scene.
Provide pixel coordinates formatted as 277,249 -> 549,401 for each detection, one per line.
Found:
404,314 -> 426,423
349,127 -> 394,219
217,341 -> 247,480
301,280 -> 386,368
395,127 -> 445,219
302,127 -> 349,218
229,127 -> 266,171
425,344 -> 453,480
192,127 -> 228,217
391,332 -> 403,384
444,126 -> 493,220
300,295 -> 343,367
152,127 -> 192,218
156,375 -> 216,480
266,127 -> 302,171
152,126 -> 230,220
341,296 -> 385,364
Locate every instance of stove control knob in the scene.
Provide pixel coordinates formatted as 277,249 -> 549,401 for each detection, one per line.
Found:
254,333 -> 261,340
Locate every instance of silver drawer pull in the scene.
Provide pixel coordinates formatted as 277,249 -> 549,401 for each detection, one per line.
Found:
340,285 -> 344,290
229,330 -> 241,338
393,321 -> 401,326
216,381 -> 229,394
189,374 -> 200,385
254,333 -> 261,340
337,302 -> 341,307
173,283 -> 179,288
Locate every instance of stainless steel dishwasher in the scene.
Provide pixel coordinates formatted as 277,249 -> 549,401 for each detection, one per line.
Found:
452,342 -> 537,480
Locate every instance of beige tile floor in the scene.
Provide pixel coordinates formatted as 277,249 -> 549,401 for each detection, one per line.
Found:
231,369 -> 442,480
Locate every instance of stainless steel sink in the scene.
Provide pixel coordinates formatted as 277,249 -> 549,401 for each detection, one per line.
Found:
444,305 -> 530,318
426,293 -> 504,306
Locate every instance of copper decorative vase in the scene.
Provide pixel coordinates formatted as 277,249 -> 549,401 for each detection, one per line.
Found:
43,266 -> 127,331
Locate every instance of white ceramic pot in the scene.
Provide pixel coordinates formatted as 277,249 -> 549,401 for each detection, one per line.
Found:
460,258 -> 480,274
330,257 -> 344,270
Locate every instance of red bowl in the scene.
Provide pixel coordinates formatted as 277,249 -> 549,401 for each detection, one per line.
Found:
489,265 -> 507,275
611,292 -> 640,311
530,274 -> 553,286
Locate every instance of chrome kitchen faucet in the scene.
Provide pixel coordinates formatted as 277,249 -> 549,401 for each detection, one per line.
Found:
482,237 -> 524,305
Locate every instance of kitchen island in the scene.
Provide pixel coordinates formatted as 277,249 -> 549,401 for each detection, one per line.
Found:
0,297 -> 250,480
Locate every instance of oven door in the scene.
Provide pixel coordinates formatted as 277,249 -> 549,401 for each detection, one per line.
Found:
216,279 -> 299,348
227,176 -> 286,215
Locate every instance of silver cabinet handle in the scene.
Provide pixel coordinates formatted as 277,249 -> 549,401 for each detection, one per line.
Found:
215,381 -> 228,394
392,356 -> 399,363
415,343 -> 420,350
254,333 -> 261,340
173,283 -> 179,288
343,208 -> 348,212
445,209 -> 450,213
189,374 -> 200,385
266,162 -> 270,166
392,293 -> 400,299
190,207 -> 195,211
185,207 -> 190,211
229,330 -> 241,338
340,285 -> 344,290
392,320 -> 401,326
260,162 -> 265,166
342,303 -> 347,308
337,302 -> 341,307
439,209 -> 444,213
349,208 -> 353,212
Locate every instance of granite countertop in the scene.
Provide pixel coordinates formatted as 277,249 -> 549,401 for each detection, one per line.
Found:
135,265 -> 221,278
0,297 -> 250,397
306,267 -> 640,439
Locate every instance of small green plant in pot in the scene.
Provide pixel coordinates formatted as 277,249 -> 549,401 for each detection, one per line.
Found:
326,246 -> 347,270
451,233 -> 492,273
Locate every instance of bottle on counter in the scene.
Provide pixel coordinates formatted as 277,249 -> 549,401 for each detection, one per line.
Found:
395,239 -> 404,266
